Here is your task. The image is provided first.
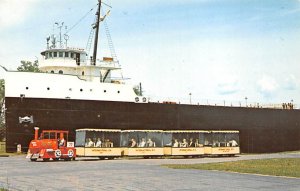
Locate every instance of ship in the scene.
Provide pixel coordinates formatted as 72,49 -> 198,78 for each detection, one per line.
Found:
0,1 -> 299,153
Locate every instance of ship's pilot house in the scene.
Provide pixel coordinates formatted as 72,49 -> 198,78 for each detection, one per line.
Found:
39,31 -> 120,83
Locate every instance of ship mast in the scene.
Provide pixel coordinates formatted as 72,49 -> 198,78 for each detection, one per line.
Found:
92,0 -> 102,65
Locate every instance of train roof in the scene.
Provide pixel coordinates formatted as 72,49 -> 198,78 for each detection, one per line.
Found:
76,128 -> 121,132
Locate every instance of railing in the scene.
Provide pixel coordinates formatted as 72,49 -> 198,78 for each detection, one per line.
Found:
148,96 -> 298,110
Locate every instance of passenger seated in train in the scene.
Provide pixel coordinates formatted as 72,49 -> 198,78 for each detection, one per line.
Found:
130,138 -> 137,147
188,138 -> 194,147
95,138 -> 102,147
194,139 -> 199,147
180,139 -> 188,147
146,138 -> 155,147
85,138 -> 94,147
138,138 -> 146,147
229,139 -> 238,147
104,139 -> 113,147
173,139 -> 179,147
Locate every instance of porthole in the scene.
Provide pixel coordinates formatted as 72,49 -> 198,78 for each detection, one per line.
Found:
25,87 -> 29,90
117,91 -> 120,94
104,90 -> 107,93
51,70 -> 54,73
69,88 -> 72,91
59,70 -> 63,74
47,87 -> 50,90
80,89 -> 83,92
90,89 -> 93,92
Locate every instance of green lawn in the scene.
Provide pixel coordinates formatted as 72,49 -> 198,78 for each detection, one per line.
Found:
162,158 -> 300,178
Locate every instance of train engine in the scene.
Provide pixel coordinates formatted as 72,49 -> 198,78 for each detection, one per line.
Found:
26,127 -> 76,161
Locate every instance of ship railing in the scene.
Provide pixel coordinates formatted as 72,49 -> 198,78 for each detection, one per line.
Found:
148,96 -> 298,110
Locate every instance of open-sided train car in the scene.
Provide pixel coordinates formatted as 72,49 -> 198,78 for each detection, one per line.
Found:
75,129 -> 122,159
121,130 -> 164,158
204,130 -> 240,156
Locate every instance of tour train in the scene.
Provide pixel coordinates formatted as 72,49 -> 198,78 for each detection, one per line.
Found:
27,128 -> 239,161
75,129 -> 240,159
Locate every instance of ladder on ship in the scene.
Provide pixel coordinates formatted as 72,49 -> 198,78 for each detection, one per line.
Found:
103,19 -> 118,61
86,17 -> 96,56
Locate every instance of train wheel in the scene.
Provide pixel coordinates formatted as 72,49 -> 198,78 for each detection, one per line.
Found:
43,158 -> 50,162
53,158 -> 59,161
30,158 -> 37,162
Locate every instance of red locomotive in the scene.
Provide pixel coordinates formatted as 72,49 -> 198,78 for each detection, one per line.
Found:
26,127 -> 76,161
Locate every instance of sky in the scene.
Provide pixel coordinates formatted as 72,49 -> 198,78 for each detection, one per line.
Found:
0,0 -> 300,107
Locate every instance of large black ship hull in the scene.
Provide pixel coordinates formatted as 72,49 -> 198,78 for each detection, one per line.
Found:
5,97 -> 300,153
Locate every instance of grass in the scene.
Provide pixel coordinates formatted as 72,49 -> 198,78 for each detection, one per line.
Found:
162,158 -> 300,178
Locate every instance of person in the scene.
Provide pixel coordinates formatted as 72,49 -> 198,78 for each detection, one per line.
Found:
173,139 -> 179,147
95,138 -> 102,147
147,138 -> 155,147
139,138 -> 146,147
104,139 -> 113,147
85,138 -> 94,147
194,139 -> 200,147
230,139 -> 238,147
188,138 -> 194,147
130,138 -> 137,147
180,139 -> 188,147
59,137 -> 65,147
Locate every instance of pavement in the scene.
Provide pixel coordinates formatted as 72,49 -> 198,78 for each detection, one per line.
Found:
0,152 -> 299,191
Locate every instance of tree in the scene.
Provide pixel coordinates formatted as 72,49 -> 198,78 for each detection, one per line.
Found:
17,60 -> 40,72
0,60 -> 40,141
0,79 -> 5,141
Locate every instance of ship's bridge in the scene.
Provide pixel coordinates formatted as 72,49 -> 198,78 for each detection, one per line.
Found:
39,48 -> 121,83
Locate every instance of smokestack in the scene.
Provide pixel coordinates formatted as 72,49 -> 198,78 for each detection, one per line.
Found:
34,127 -> 39,140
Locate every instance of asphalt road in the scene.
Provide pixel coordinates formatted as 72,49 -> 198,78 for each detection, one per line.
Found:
0,152 -> 299,191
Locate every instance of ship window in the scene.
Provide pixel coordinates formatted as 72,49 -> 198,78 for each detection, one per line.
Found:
45,53 -> 48,59
90,89 -> 93,92
71,53 -> 74,58
104,90 -> 107,93
26,87 -> 29,90
65,52 -> 69,57
80,88 -> 83,92
59,70 -> 63,74
47,87 -> 50,90
54,52 -> 57,57
82,71 -> 84,76
51,70 -> 54,73
49,52 -> 52,58
69,88 -> 72,91
59,52 -> 63,57
117,91 -> 120,94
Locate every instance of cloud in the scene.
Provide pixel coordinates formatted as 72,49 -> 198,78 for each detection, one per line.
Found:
257,76 -> 278,97
0,0 -> 38,28
283,75 -> 298,90
217,76 -> 239,95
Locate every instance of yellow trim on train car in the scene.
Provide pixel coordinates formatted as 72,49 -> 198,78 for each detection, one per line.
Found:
76,147 -> 122,157
123,147 -> 164,156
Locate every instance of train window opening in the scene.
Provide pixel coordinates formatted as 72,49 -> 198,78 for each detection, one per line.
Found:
169,131 -> 205,148
75,131 -> 86,147
211,131 -> 239,147
76,129 -> 121,148
162,132 -> 172,147
121,130 -> 163,148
